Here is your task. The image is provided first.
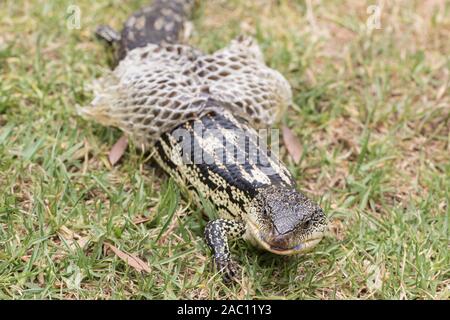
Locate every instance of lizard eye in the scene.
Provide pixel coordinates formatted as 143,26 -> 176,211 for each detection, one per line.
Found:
260,204 -> 270,217
302,219 -> 311,230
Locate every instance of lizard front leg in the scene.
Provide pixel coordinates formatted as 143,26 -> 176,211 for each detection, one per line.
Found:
204,219 -> 246,282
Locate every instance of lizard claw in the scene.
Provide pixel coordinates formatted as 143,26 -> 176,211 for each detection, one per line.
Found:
214,258 -> 241,283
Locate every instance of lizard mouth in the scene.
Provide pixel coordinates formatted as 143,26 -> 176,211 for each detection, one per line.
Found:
246,219 -> 324,255
264,234 -> 323,255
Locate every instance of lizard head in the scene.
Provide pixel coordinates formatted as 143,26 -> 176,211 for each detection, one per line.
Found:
246,185 -> 327,255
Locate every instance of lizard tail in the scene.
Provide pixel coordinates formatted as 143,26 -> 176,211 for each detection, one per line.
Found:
118,0 -> 197,60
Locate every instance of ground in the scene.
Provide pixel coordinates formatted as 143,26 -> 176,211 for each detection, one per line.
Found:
0,0 -> 449,299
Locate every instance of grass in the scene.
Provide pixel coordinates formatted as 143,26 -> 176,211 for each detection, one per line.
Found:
0,0 -> 449,299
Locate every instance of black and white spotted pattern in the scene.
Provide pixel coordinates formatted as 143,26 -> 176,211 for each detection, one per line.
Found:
204,219 -> 246,282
